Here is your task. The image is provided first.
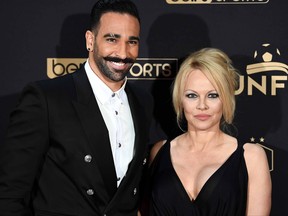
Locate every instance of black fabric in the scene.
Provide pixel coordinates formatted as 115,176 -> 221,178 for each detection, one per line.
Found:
0,67 -> 157,216
149,141 -> 248,216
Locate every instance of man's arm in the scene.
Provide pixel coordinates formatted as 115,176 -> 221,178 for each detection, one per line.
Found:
0,83 -> 49,215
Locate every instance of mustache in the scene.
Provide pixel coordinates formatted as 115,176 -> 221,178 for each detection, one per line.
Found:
104,56 -> 135,64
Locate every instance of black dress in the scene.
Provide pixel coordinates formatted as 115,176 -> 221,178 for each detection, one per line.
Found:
148,141 -> 248,216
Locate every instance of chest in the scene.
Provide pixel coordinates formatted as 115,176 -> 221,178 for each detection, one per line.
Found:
173,154 -> 224,200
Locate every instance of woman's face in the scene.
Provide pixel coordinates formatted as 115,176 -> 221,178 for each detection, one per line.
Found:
182,69 -> 223,132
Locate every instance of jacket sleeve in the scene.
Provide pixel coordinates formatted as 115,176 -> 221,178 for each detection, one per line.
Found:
0,83 -> 49,215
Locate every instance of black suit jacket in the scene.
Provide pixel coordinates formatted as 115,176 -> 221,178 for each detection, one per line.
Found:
0,66 -> 156,216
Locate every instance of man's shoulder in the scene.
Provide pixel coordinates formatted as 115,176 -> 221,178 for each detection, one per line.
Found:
24,70 -> 83,100
38,71 -> 76,85
36,68 -> 85,91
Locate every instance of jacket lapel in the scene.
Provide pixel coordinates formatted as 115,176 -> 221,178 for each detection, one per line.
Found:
118,84 -> 149,186
71,67 -> 117,198
126,84 -> 147,167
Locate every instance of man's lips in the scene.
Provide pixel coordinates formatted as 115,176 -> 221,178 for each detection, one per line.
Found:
104,56 -> 135,71
109,61 -> 128,70
104,56 -> 135,64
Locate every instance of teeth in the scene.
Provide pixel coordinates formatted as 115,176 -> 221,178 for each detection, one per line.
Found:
112,61 -> 125,66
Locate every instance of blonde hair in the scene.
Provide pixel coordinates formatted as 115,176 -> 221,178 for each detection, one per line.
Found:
172,47 -> 239,131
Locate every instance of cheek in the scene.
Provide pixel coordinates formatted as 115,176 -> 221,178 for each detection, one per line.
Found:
128,46 -> 139,59
182,100 -> 196,114
94,38 -> 112,55
210,102 -> 223,116
95,44 -> 110,56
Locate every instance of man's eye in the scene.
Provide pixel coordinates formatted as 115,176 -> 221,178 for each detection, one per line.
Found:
128,40 -> 138,45
208,93 -> 219,98
106,38 -> 116,43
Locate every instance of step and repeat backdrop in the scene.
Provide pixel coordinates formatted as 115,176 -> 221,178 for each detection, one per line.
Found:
0,0 -> 287,215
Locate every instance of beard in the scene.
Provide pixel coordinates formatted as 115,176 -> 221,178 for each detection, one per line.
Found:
93,50 -> 135,82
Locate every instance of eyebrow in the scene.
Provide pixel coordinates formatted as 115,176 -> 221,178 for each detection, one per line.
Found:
184,89 -> 217,93
103,33 -> 140,41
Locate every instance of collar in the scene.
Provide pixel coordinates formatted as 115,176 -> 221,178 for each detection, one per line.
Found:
84,60 -> 128,105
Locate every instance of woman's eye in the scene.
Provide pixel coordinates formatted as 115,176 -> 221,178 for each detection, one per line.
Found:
186,93 -> 197,98
208,93 -> 219,98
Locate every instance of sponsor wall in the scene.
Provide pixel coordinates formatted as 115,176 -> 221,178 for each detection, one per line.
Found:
0,0 -> 287,215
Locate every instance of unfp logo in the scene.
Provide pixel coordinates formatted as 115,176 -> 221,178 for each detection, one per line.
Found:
236,43 -> 288,96
166,0 -> 269,4
47,58 -> 178,80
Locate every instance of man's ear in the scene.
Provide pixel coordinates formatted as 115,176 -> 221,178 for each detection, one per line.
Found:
85,30 -> 94,51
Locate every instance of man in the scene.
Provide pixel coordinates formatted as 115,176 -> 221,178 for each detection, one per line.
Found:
0,0 -> 165,215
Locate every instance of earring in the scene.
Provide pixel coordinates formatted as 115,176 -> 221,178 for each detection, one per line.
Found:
87,48 -> 90,51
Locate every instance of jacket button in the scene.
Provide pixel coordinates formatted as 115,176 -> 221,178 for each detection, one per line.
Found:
84,155 -> 92,163
86,189 -> 94,195
133,188 -> 137,195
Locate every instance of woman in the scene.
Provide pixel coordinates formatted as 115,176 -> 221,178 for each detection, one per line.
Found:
147,48 -> 271,215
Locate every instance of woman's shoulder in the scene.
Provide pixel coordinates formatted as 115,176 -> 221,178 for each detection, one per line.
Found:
149,134 -> 185,164
243,142 -> 266,156
149,139 -> 168,165
242,142 -> 269,171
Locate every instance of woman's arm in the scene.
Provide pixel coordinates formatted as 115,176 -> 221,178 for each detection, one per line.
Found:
244,143 -> 272,216
149,140 -> 166,165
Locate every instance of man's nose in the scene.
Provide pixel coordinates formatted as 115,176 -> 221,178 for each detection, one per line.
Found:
115,41 -> 128,60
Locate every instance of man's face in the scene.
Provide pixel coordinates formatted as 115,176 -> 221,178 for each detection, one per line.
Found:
91,12 -> 140,83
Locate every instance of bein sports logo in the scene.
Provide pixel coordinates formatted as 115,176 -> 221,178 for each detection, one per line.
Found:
236,43 -> 288,96
166,0 -> 269,4
46,58 -> 177,80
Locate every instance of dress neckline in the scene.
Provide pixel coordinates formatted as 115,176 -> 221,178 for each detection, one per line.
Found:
167,142 -> 240,203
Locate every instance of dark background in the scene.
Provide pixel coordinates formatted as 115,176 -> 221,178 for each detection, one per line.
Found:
1,0 -> 287,215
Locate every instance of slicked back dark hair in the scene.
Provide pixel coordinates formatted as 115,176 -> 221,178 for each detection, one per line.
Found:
89,0 -> 140,33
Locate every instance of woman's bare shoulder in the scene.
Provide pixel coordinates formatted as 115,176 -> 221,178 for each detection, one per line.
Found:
149,140 -> 167,164
243,142 -> 269,170
243,142 -> 266,156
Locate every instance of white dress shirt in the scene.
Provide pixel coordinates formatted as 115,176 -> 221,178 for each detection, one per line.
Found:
85,61 -> 135,187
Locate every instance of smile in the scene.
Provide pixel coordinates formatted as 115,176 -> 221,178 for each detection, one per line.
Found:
108,60 -> 130,71
111,61 -> 125,66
